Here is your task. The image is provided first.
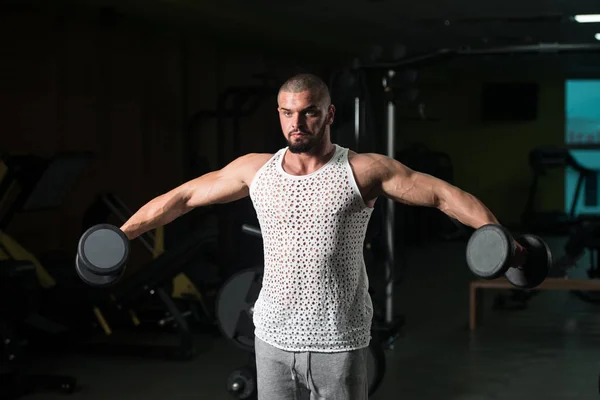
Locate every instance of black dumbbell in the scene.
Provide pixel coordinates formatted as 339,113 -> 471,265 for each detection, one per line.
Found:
76,224 -> 129,287
466,224 -> 552,289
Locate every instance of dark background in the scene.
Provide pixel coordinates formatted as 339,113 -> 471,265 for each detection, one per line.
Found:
1,0 -> 600,399
3,0 -> 599,256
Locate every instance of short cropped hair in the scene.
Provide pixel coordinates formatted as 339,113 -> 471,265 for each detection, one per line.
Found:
278,73 -> 331,105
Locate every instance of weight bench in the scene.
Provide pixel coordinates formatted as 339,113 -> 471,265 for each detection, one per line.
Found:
469,277 -> 600,331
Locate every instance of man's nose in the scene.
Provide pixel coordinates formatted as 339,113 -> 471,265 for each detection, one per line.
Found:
291,114 -> 305,129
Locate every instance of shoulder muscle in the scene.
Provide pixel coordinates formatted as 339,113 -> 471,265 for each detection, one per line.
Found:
220,153 -> 273,186
347,152 -> 413,200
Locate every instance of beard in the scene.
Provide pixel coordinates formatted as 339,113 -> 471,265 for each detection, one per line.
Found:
287,125 -> 326,154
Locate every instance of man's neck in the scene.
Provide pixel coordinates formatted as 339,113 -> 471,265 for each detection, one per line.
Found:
283,142 -> 336,176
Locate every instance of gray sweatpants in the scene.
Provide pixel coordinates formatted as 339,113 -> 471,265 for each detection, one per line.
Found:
254,336 -> 369,400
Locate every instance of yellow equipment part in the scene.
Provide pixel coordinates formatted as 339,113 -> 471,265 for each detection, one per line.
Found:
151,225 -> 203,302
0,231 -> 56,288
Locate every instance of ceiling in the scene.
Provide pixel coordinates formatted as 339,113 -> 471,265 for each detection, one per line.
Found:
61,0 -> 600,69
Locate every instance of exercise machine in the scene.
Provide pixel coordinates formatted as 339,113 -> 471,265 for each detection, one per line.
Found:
82,192 -> 223,319
522,146 -> 600,234
554,219 -> 600,303
0,153 -> 95,398
0,259 -> 77,399
74,192 -> 222,360
0,151 -> 93,289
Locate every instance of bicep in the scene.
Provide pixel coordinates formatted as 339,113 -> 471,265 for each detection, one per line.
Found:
183,156 -> 253,208
185,171 -> 249,208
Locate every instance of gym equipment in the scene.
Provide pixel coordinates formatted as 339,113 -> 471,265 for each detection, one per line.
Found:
185,84 -> 278,173
395,146 -> 469,244
466,224 -> 552,289
82,225 -> 219,361
553,220 -> 600,304
75,224 -> 129,287
348,41 -> 600,329
82,192 -> 222,319
0,152 -> 92,229
0,152 -> 92,289
226,365 -> 257,400
218,225 -> 387,398
0,261 -> 78,398
75,192 -> 223,360
216,268 -> 261,352
522,146 -> 600,234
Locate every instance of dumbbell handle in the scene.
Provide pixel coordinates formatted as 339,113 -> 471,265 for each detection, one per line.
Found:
512,242 -> 528,269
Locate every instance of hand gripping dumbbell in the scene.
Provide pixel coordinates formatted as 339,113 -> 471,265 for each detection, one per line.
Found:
466,224 -> 552,289
76,224 -> 129,287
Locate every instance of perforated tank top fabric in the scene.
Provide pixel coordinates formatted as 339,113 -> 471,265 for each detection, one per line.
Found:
249,144 -> 374,352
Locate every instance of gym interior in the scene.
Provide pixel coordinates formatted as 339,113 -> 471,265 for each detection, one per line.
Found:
1,1 -> 600,399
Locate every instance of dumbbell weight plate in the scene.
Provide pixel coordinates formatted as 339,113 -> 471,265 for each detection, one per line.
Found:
78,224 -> 129,275
505,234 -> 551,289
75,255 -> 125,287
466,224 -> 513,279
76,224 -> 129,287
215,268 -> 263,352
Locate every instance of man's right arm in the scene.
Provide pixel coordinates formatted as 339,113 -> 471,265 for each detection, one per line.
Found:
120,153 -> 270,240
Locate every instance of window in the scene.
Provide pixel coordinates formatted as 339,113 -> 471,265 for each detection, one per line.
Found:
565,80 -> 600,215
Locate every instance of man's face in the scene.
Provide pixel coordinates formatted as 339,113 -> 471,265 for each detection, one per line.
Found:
277,90 -> 335,154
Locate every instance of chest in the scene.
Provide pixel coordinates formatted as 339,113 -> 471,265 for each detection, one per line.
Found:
252,168 -> 358,218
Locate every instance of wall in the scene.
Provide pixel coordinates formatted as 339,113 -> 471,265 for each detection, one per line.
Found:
0,4 -> 327,262
397,61 -> 566,227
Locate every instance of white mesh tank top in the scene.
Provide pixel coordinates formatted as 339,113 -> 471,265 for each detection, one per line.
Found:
249,144 -> 374,352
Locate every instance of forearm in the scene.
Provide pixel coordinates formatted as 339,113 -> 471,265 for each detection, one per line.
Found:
119,168 -> 249,240
438,186 -> 499,229
120,190 -> 190,240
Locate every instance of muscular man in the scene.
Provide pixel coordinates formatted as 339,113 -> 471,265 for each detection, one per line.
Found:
120,73 -> 516,399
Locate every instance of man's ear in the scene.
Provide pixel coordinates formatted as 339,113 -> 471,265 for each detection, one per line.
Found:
326,104 -> 336,125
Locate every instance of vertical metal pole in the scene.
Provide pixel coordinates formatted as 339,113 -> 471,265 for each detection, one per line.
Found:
354,97 -> 361,148
359,101 -> 366,152
384,70 -> 396,325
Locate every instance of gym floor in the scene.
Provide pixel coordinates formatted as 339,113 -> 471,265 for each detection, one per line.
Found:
21,235 -> 600,400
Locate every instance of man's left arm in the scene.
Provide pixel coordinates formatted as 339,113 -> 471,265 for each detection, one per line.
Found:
369,154 -> 526,264
373,155 -> 497,229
